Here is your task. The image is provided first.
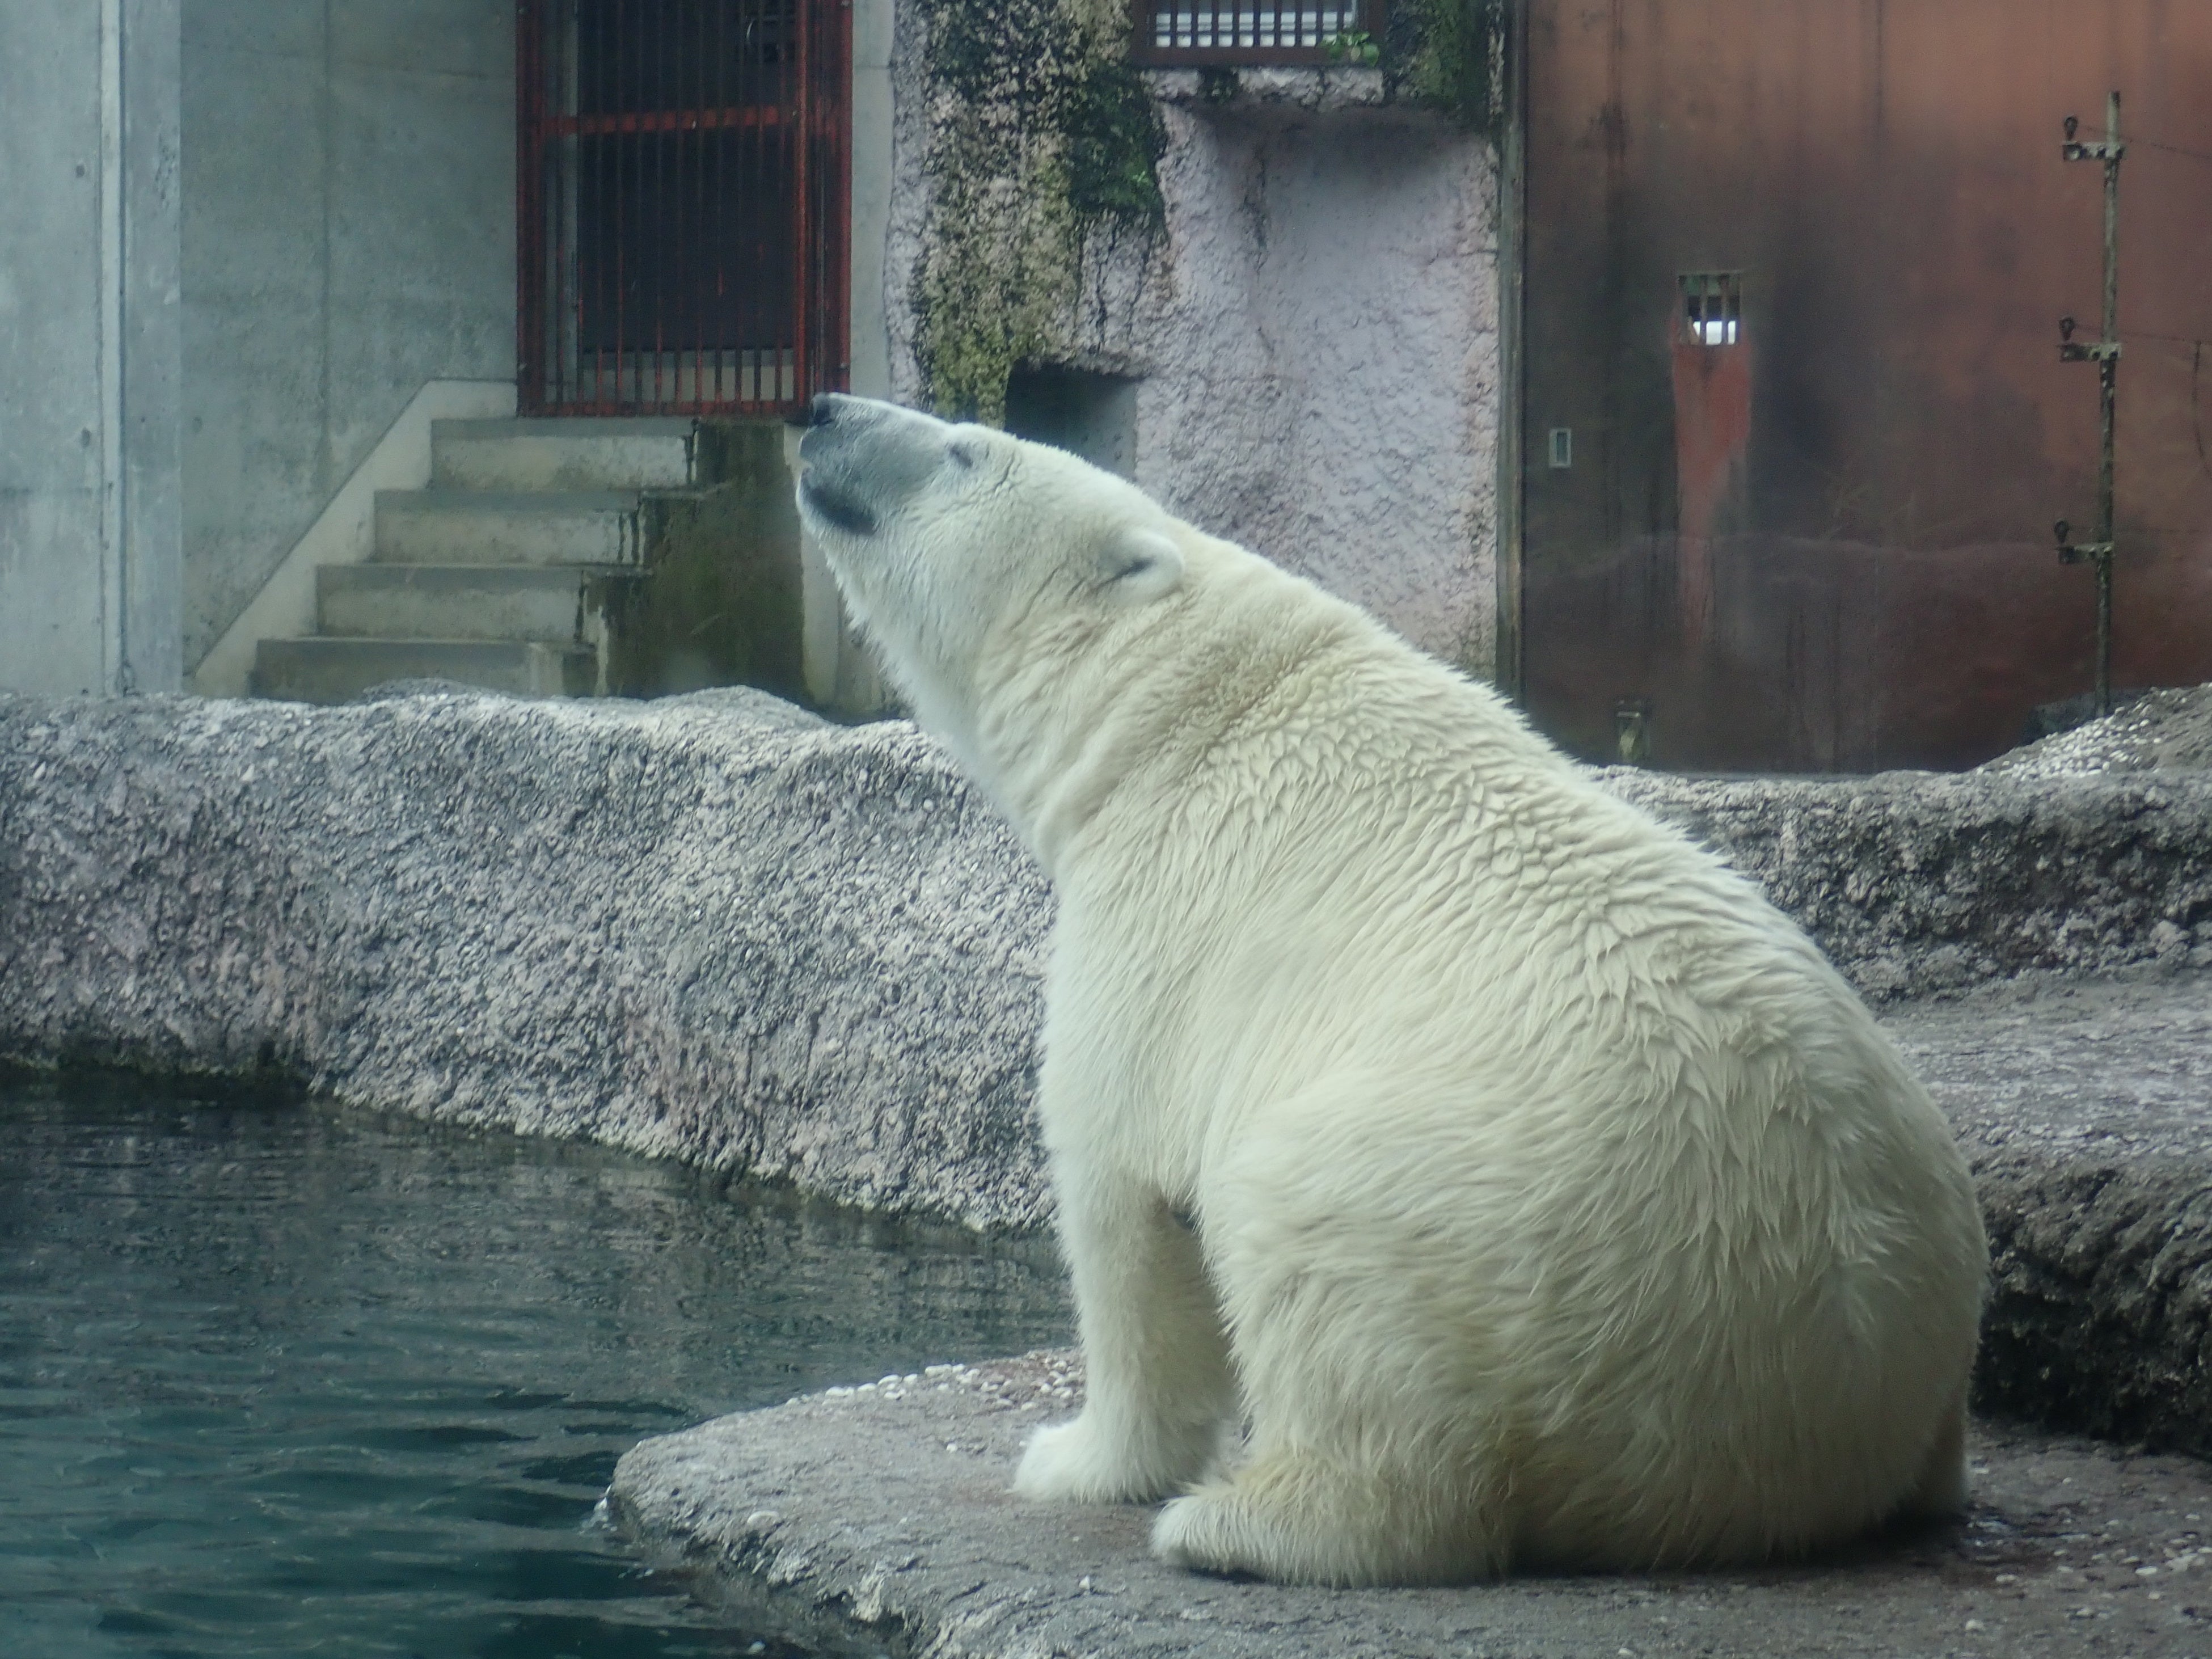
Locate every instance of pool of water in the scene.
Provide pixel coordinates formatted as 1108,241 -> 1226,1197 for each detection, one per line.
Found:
0,1074 -> 1071,1658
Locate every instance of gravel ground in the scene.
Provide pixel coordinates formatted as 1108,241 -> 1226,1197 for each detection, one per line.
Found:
1982,686 -> 2212,778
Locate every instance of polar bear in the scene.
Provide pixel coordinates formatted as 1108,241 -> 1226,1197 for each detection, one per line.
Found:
795,393 -> 1988,1587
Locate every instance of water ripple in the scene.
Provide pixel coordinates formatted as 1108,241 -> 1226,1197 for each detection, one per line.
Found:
0,1077 -> 1070,1658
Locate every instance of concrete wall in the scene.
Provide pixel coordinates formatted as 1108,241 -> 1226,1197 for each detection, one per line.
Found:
180,0 -> 514,674
1141,85 -> 1498,670
883,57 -> 1501,673
0,1 -> 184,695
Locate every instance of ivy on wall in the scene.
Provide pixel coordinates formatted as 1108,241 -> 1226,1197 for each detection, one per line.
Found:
911,0 -> 1166,424
909,0 -> 1506,423
1384,0 -> 1511,134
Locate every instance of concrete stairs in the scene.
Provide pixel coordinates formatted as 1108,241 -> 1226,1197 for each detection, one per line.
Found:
251,417 -> 699,704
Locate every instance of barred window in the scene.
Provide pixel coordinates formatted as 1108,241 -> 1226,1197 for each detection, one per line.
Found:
1680,272 -> 1744,348
1131,3 -> 1386,65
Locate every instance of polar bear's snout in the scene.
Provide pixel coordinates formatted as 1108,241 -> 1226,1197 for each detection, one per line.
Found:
797,394 -> 959,539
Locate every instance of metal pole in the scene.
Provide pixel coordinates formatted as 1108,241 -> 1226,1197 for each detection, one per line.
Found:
2056,91 -> 2124,717
2095,90 -> 2120,716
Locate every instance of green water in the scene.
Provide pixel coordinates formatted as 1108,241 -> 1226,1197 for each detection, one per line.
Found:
0,1075 -> 1071,1658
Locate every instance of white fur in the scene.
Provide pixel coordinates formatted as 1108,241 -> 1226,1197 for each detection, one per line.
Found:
800,400 -> 1989,1587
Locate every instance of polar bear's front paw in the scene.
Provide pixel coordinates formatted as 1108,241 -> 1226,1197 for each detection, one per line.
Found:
1013,1412 -> 1189,1505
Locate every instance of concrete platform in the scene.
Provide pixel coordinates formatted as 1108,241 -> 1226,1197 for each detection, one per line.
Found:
609,965 -> 2212,1655
611,1350 -> 2212,1659
1889,974 -> 2212,1455
429,416 -> 698,493
372,489 -> 646,565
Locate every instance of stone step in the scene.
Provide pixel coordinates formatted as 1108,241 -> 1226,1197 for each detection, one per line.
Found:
373,490 -> 644,566
317,563 -> 627,643
251,637 -> 598,703
430,416 -> 699,492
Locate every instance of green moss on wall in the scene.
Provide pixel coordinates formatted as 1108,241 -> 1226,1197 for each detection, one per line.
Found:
1385,0 -> 1510,133
603,423 -> 804,700
912,0 -> 1166,424
908,1 -> 1501,420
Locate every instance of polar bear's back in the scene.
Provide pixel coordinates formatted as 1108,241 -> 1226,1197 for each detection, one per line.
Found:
1077,554 -> 1983,1565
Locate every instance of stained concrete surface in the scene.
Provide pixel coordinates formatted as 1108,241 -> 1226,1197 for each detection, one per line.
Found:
1,0 -> 183,696
612,1349 -> 2212,1659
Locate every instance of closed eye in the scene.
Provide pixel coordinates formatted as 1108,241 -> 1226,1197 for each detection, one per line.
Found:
947,441 -> 978,471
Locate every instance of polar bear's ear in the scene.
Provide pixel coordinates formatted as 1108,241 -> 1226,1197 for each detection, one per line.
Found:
1097,526 -> 1185,605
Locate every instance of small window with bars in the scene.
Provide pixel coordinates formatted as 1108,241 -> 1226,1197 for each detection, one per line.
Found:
1132,2 -> 1386,65
1680,272 -> 1744,347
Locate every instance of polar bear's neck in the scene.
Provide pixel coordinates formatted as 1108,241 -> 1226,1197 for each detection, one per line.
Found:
964,559 -> 1398,881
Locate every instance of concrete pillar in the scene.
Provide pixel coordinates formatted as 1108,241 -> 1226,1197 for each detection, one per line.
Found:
0,0 -> 182,695
850,0 -> 895,403
797,0 -> 894,717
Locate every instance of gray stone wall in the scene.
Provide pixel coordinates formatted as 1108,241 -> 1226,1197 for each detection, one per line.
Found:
0,689 -> 1055,1227
5,689 -> 2207,1230
179,0 -> 514,673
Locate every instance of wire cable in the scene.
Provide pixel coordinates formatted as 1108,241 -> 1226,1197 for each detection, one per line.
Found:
2133,136 -> 2212,165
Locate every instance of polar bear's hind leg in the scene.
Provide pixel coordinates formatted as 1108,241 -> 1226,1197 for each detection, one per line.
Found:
1151,1442 -> 1507,1587
1897,1386 -> 1970,1521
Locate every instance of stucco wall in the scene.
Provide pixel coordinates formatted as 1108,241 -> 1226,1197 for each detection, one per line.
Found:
0,0 -> 183,695
1139,86 -> 1498,670
180,0 -> 514,673
882,46 -> 1501,673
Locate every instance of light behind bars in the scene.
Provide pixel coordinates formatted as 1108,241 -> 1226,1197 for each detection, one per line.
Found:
1142,4 -> 1373,56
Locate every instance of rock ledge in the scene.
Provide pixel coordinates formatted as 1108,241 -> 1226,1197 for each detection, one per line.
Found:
612,1348 -> 2212,1658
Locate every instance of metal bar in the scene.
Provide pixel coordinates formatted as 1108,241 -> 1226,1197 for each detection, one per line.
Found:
1494,0 -> 1527,699
651,0 -> 664,411
542,103 -> 786,138
2095,89 -> 2121,716
592,0 -> 609,406
718,0 -> 732,408
689,0 -> 704,411
740,0 -> 757,408
792,0 -> 810,412
614,0 -> 628,410
2055,91 -> 2125,717
565,0 -> 582,407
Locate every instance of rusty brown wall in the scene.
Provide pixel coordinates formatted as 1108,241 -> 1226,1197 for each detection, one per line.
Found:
1521,0 -> 2212,771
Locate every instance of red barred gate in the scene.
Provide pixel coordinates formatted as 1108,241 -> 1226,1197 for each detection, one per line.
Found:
516,0 -> 850,416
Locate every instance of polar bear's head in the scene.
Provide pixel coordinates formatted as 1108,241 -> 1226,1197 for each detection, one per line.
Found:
795,394 -> 1192,777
